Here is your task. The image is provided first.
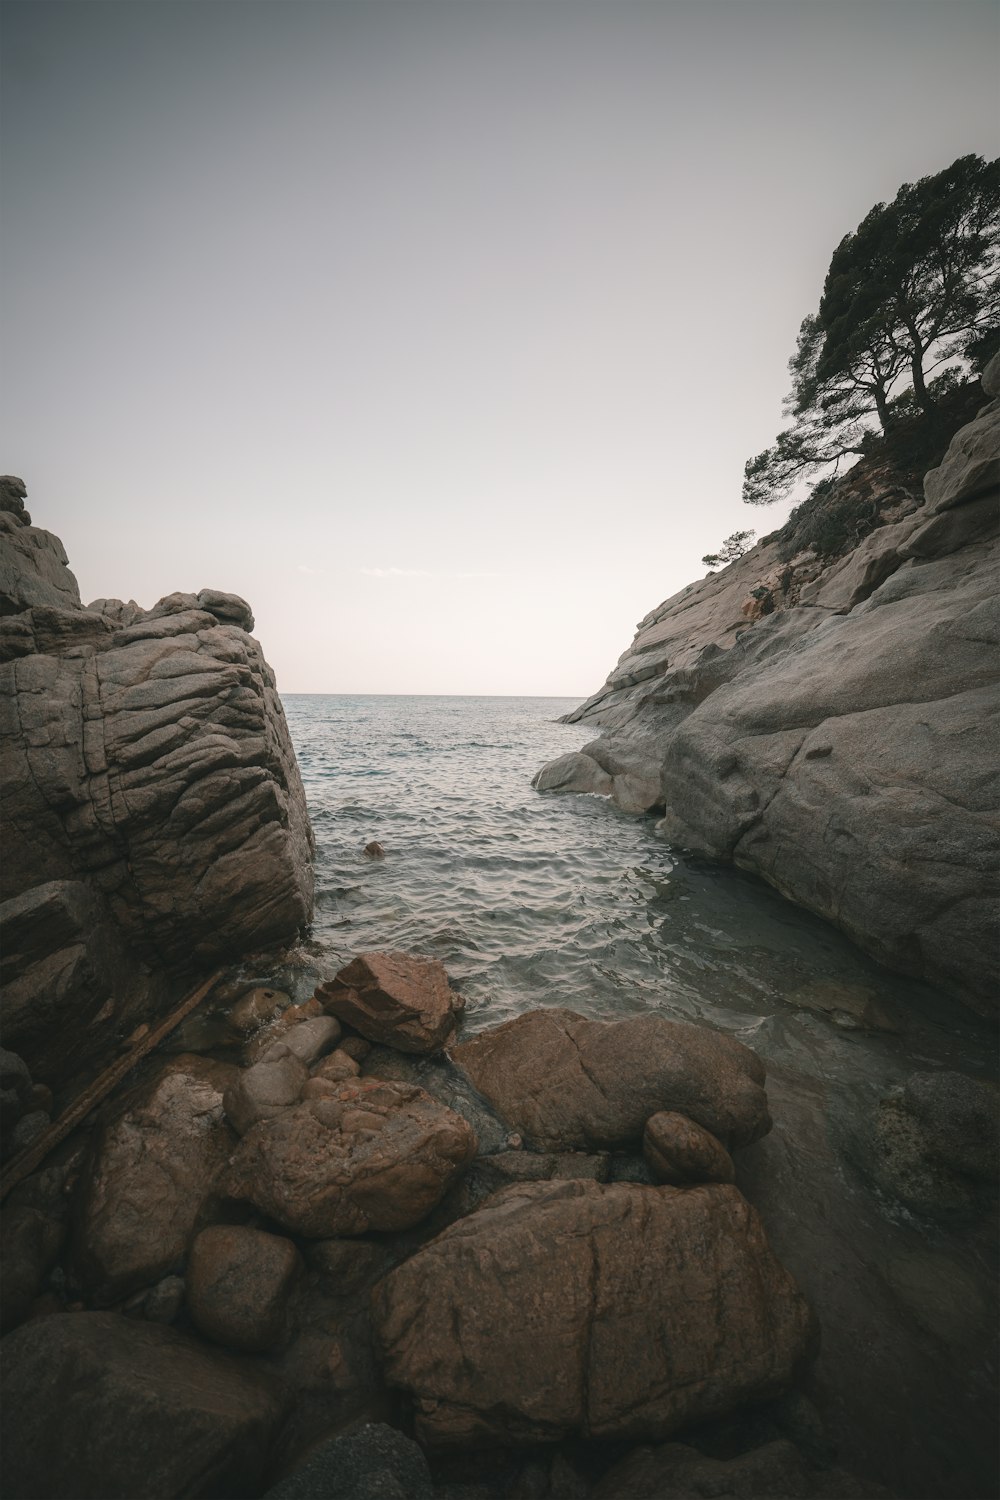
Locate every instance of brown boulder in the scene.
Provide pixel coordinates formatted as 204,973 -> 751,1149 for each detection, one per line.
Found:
316,952 -> 465,1054
374,1178 -> 812,1448
225,1078 -> 477,1237
72,1055 -> 236,1303
450,1008 -> 770,1151
0,1311 -> 283,1500
222,1046 -> 309,1135
643,1111 -> 736,1185
187,1225 -> 303,1353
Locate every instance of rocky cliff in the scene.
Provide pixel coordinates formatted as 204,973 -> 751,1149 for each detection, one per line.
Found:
534,360 -> 1000,1014
0,480 -> 314,1091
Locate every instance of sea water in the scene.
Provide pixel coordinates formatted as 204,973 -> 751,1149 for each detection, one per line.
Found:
283,692 -> 987,1083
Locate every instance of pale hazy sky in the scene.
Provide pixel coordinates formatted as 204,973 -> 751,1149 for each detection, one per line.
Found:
2,1 -> 997,694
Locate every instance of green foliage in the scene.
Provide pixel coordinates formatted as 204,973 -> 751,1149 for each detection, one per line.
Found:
744,154 -> 1000,507
702,529 -> 756,569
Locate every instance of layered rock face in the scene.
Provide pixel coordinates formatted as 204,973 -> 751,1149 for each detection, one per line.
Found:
0,481 -> 314,1089
534,363 -> 1000,1013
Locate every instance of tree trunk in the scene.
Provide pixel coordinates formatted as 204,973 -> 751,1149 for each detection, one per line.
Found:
910,352 -> 937,415
873,382 -> 893,432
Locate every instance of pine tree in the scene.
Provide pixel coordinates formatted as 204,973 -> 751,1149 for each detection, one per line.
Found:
744,155 -> 1000,506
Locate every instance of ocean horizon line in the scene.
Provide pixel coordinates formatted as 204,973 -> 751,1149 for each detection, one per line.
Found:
280,690 -> 588,700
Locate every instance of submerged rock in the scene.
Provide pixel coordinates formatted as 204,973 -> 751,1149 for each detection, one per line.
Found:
374,1178 -> 814,1447
225,1078 -> 477,1237
450,1007 -> 771,1151
317,951 -> 465,1054
0,1311 -> 283,1500
866,1069 -> 999,1216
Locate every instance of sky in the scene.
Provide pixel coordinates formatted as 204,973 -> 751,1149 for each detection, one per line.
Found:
2,1 -> 998,696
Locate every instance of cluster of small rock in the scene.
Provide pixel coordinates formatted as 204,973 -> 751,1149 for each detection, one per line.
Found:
0,949 -> 893,1499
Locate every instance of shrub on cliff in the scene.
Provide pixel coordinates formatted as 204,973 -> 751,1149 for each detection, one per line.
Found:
702,530 -> 756,568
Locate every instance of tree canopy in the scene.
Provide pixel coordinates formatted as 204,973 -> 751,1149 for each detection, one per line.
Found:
744,154 -> 1000,506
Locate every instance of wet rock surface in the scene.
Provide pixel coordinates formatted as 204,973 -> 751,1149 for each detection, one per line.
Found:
318,951 -> 465,1054
450,1007 -> 771,1151
374,1178 -> 814,1448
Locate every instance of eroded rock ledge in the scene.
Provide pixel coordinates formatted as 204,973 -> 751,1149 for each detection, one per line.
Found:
0,480 -> 314,1093
533,359 -> 1000,1014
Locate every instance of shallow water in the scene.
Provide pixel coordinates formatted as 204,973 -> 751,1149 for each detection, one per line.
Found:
275,692 -> 997,1500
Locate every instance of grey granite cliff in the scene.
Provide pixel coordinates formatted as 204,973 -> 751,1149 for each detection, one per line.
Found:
0,481 -> 314,1090
535,358 -> 1000,1014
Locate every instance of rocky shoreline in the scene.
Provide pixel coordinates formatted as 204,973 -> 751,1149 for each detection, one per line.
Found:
0,954 -> 884,1499
1,484 -> 997,1499
533,355 -> 1000,1015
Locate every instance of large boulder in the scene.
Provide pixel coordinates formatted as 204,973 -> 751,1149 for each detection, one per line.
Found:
0,605 -> 315,966
533,382 -> 1000,1012
373,1178 -> 814,1447
0,1311 -> 284,1500
317,952 -> 465,1054
224,1078 -> 477,1237
72,1055 -> 237,1303
450,1007 -> 771,1151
